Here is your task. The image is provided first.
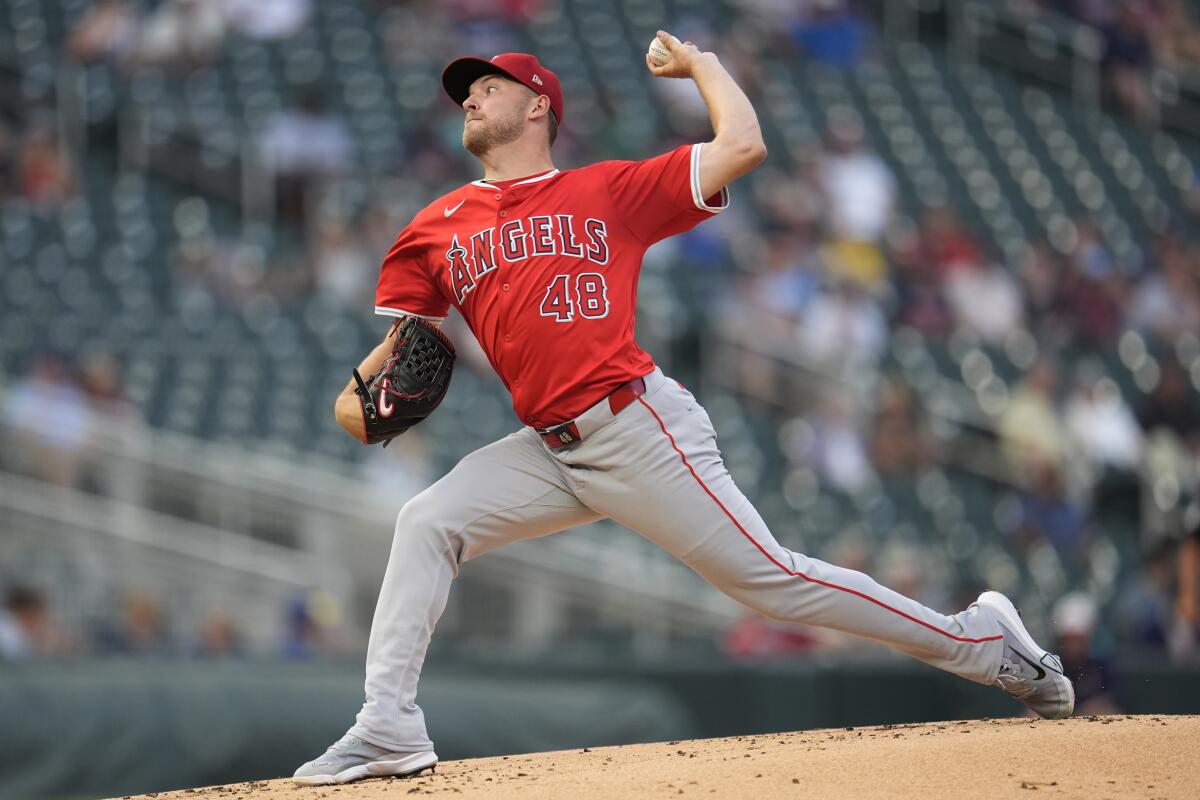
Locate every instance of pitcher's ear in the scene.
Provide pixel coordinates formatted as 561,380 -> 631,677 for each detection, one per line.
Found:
530,94 -> 550,120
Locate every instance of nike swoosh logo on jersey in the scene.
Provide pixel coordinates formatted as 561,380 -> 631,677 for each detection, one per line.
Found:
1010,648 -> 1047,680
444,199 -> 465,217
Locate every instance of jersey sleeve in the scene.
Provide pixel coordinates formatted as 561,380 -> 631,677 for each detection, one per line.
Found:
374,224 -> 451,322
603,143 -> 730,245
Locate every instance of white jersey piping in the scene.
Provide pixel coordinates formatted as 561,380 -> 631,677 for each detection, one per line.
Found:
374,306 -> 447,322
470,169 -> 561,189
690,143 -> 731,213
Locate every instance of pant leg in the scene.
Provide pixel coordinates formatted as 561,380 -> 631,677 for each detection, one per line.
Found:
350,427 -> 602,751
557,377 -> 1003,685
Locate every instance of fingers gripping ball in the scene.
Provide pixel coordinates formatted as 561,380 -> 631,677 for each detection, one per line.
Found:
352,317 -> 456,446
648,36 -> 673,67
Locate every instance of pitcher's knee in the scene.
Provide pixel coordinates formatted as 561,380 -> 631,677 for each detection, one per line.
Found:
393,488 -> 459,560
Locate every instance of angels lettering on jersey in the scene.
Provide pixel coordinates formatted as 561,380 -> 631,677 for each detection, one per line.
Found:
445,214 -> 609,304
373,142 -> 729,425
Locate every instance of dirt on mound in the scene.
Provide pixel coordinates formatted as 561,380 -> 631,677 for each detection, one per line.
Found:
123,715 -> 1199,800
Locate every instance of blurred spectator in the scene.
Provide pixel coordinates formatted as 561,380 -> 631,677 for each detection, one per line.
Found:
17,123 -> 75,213
259,89 -> 355,224
66,0 -> 140,65
1118,541 -> 1177,651
0,587 -> 49,659
797,278 -> 888,368
799,389 -> 876,494
1127,240 -> 1200,341
790,0 -> 871,69
194,612 -> 244,657
889,223 -> 953,336
1152,0 -> 1200,69
1173,501 -> 1200,658
223,0 -> 311,41
1064,362 -> 1143,474
819,116 -> 895,248
721,612 -> 822,658
1060,263 -> 1128,349
746,228 -> 821,322
755,157 -> 827,231
1069,217 -> 1116,280
822,236 -> 888,295
81,351 -> 138,419
1101,2 -> 1157,125
440,0 -> 531,56
919,206 -> 983,277
133,0 -> 228,72
1059,220 -> 1129,346
1137,362 -> 1200,447
1015,462 -> 1089,560
283,591 -> 346,658
1019,240 -> 1068,341
170,232 -> 278,312
877,541 -> 942,610
737,0 -> 806,30
3,354 -> 93,486
998,358 -> 1074,477
93,593 -> 173,656
1054,592 -> 1121,714
0,116 -> 16,200
312,217 -> 376,309
943,258 -> 1024,345
869,377 -> 936,475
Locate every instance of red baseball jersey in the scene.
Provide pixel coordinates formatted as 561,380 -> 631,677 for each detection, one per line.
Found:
374,143 -> 728,429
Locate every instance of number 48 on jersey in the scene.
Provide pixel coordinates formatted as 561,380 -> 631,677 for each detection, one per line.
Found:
539,273 -> 610,322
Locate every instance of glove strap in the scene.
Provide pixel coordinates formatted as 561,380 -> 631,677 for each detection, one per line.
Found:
352,368 -> 377,421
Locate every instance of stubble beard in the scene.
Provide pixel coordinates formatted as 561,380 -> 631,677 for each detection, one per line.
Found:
463,111 -> 525,157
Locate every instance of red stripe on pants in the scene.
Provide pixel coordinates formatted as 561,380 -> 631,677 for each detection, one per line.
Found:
636,396 -> 1003,646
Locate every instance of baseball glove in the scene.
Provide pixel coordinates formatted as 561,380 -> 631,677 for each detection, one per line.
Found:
352,316 -> 455,446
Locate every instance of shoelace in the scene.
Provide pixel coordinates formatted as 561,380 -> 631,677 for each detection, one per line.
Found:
314,734 -> 364,764
994,655 -> 1038,699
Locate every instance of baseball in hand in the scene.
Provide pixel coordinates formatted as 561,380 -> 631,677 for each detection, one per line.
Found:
648,36 -> 672,67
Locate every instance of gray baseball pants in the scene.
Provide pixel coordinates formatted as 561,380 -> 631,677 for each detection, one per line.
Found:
349,367 -> 1004,752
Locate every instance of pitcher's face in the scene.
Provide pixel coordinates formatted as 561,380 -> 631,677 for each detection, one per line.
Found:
461,75 -> 530,157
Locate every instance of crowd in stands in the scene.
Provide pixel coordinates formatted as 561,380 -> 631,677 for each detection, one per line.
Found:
1013,0 -> 1200,123
0,111 -> 75,212
0,583 -> 350,660
1,0 -> 1198,677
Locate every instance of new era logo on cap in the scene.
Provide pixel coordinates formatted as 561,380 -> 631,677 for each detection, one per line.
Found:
442,53 -> 564,124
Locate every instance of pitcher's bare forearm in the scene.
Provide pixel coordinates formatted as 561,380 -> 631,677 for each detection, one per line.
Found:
690,54 -> 763,152
645,31 -> 766,201
690,55 -> 765,198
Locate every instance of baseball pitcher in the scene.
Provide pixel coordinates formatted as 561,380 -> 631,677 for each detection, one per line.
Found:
293,32 -> 1074,785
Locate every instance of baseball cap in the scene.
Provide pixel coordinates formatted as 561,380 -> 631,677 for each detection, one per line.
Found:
441,53 -> 564,124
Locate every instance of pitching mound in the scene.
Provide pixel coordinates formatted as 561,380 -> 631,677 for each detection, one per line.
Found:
123,715 -> 1198,800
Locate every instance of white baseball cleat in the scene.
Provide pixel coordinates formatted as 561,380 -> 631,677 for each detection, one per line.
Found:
292,733 -> 438,785
974,591 -> 1075,720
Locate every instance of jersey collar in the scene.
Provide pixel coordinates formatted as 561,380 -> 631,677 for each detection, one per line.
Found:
471,169 -> 561,190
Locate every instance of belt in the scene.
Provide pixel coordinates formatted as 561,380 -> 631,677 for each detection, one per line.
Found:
539,377 -> 647,450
